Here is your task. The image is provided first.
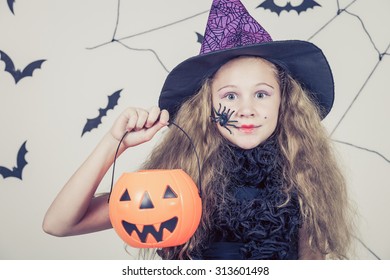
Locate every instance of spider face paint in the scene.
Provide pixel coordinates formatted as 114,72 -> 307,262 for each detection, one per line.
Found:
210,103 -> 238,134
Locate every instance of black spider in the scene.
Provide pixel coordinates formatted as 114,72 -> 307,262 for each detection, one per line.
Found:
210,103 -> 238,134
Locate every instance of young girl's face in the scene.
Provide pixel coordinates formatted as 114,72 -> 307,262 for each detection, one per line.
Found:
211,57 -> 281,150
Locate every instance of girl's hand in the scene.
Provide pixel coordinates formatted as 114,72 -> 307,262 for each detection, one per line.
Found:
110,106 -> 169,148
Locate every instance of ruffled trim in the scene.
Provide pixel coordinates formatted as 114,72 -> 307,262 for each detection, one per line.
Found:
222,137 -> 279,187
206,137 -> 301,260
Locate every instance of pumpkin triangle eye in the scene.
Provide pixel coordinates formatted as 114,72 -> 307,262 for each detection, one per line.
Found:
163,185 -> 178,199
120,189 -> 131,201
140,192 -> 154,209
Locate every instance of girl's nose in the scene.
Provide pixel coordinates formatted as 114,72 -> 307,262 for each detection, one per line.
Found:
236,99 -> 255,118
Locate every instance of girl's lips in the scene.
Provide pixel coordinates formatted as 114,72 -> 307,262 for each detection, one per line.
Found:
238,124 -> 259,133
240,124 -> 255,129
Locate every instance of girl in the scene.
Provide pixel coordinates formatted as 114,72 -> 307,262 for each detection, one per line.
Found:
43,0 -> 354,259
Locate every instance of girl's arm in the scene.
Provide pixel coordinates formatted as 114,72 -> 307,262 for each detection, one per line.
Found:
42,107 -> 169,236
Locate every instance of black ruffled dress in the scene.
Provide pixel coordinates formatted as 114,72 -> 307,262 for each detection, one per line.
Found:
200,137 -> 301,260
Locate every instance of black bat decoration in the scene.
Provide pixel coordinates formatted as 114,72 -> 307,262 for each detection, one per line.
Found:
8,0 -> 15,14
81,89 -> 122,136
0,50 -> 46,84
257,0 -> 321,16
0,141 -> 28,180
195,32 -> 204,44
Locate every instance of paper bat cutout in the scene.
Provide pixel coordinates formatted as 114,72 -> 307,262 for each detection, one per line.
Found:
0,50 -> 46,84
195,32 -> 204,44
0,141 -> 28,180
257,0 -> 321,16
8,0 -> 15,14
81,89 -> 122,136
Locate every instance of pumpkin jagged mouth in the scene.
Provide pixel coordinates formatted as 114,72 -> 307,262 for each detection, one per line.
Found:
121,217 -> 178,243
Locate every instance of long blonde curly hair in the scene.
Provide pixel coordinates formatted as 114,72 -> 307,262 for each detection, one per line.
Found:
140,57 -> 354,259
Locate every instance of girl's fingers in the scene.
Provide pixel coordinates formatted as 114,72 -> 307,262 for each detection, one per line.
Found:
121,106 -> 169,135
159,109 -> 169,126
145,106 -> 161,128
124,108 -> 138,132
144,109 -> 170,137
134,109 -> 149,131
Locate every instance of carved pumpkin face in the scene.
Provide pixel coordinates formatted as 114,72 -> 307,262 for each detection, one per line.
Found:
109,169 -> 202,248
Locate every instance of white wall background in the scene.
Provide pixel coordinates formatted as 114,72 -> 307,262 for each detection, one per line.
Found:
0,0 -> 389,259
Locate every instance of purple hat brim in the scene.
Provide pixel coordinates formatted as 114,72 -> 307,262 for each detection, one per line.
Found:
159,40 -> 334,120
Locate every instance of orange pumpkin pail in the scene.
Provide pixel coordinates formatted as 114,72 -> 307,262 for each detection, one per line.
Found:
109,169 -> 202,248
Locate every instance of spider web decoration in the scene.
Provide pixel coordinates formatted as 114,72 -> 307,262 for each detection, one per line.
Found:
85,0 -> 389,259
306,0 -> 389,157
87,0 -> 210,73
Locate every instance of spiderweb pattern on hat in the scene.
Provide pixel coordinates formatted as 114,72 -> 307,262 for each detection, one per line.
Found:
200,0 -> 272,54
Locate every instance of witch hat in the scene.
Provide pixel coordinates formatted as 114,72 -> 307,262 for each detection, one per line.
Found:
159,0 -> 334,119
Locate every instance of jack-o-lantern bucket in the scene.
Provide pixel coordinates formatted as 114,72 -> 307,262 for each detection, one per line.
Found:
109,169 -> 202,248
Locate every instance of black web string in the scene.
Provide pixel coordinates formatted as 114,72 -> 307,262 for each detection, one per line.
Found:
107,121 -> 202,203
115,40 -> 170,73
354,235 -> 382,260
111,0 -> 121,40
333,140 -> 390,164
86,0 -> 209,73
307,0 -> 358,41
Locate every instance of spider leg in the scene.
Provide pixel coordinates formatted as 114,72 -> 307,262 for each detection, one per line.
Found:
214,103 -> 222,115
224,126 -> 233,134
226,121 -> 238,127
210,103 -> 222,123
221,106 -> 227,115
211,104 -> 238,133
227,109 -> 235,119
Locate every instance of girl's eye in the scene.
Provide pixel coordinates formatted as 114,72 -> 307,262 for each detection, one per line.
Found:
225,93 -> 236,100
256,91 -> 268,98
